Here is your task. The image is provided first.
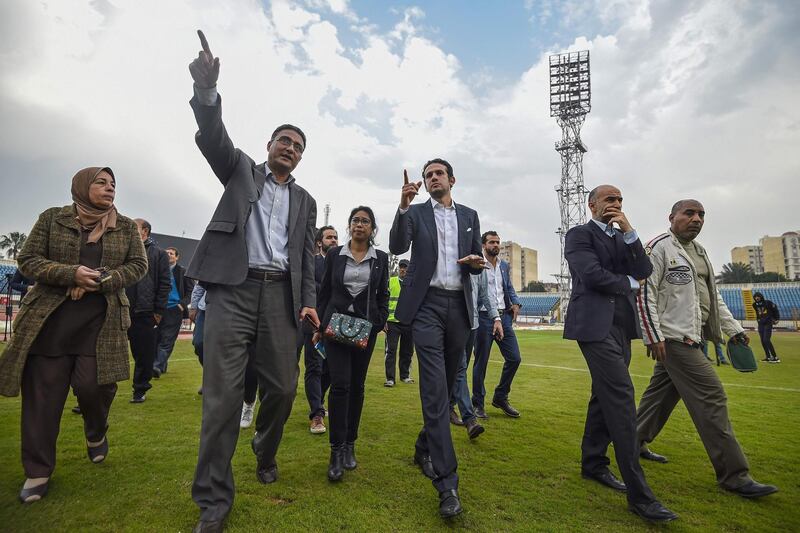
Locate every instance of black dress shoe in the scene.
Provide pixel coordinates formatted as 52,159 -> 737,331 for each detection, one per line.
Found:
192,519 -> 225,533
581,470 -> 627,492
450,408 -> 464,426
71,405 -> 81,414
19,481 -> 49,504
640,448 -> 668,463
343,442 -> 357,470
328,446 -> 345,481
473,406 -> 489,419
491,398 -> 520,418
628,501 -> 678,523
465,418 -> 485,439
256,463 -> 278,484
87,437 -> 108,463
725,480 -> 778,499
439,489 -> 463,518
413,452 -> 436,480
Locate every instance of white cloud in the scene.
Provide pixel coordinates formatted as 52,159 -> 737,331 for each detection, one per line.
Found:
1,0 -> 798,282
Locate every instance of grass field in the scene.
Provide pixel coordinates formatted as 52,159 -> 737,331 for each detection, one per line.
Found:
0,330 -> 798,532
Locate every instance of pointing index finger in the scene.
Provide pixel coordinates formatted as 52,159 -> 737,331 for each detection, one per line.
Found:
198,30 -> 213,57
403,169 -> 409,185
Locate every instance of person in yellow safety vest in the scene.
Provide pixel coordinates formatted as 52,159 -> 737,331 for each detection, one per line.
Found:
384,259 -> 414,386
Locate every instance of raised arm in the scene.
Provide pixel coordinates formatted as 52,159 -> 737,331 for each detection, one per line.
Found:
188,30 -> 240,185
389,170 -> 420,255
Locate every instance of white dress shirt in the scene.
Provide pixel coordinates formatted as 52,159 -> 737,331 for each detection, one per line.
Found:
485,257 -> 506,311
428,198 -> 462,290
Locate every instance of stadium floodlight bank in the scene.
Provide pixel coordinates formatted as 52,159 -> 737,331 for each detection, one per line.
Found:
550,50 -> 591,322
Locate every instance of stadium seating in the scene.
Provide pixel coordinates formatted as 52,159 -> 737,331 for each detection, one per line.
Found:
518,294 -> 560,316
719,285 -> 800,321
0,264 -> 18,294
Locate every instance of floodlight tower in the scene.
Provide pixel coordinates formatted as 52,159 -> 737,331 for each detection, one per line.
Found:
324,203 -> 331,226
549,50 -> 591,321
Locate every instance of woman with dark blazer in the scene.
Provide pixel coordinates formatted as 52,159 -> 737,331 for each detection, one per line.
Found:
315,206 -> 389,481
0,167 -> 147,503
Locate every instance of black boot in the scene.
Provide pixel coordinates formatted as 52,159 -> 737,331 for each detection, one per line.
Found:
328,445 -> 345,481
343,442 -> 357,470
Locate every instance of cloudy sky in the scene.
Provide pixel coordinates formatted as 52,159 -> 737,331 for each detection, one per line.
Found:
1,0 -> 798,279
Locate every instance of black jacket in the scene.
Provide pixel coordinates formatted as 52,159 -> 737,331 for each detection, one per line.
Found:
10,270 -> 33,296
753,297 -> 780,325
171,263 -> 195,314
126,240 -> 171,316
317,245 -> 390,331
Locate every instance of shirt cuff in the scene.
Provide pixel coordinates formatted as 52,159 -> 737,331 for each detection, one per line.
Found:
398,206 -> 409,215
627,275 -> 640,290
622,229 -> 638,245
193,84 -> 218,106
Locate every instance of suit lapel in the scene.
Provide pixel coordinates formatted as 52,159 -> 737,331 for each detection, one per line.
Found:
288,181 -> 301,240
253,163 -> 268,199
420,201 -> 438,259
455,203 -> 469,258
588,221 -> 616,258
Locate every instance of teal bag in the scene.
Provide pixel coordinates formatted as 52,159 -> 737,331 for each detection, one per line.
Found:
726,339 -> 758,372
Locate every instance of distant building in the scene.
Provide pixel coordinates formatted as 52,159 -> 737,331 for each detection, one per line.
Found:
731,231 -> 800,280
150,233 -> 200,270
498,241 -> 538,292
731,245 -> 764,274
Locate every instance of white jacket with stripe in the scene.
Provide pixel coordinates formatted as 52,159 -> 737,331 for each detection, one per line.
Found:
636,231 -> 743,346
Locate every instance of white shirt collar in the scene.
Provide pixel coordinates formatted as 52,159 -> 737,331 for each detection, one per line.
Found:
430,197 -> 456,210
341,242 -> 377,263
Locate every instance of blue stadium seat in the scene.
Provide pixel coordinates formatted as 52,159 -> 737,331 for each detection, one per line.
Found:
517,294 -> 560,316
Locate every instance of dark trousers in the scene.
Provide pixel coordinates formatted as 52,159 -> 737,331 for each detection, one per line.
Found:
384,321 -> 413,381
192,278 -> 299,521
193,310 -> 205,365
303,331 -> 330,419
155,306 -> 183,373
325,331 -> 378,445
21,354 -> 117,478
128,314 -> 157,395
472,311 -> 521,407
412,288 -> 470,493
757,322 -> 778,359
451,329 -> 476,423
578,324 -> 656,505
637,341 -> 751,489
244,352 -> 258,405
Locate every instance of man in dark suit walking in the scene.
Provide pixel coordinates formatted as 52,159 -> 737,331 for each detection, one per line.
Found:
563,184 -> 677,524
389,159 -> 485,519
187,31 -> 319,533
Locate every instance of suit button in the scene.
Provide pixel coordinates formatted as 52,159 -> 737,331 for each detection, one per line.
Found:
609,298 -> 615,303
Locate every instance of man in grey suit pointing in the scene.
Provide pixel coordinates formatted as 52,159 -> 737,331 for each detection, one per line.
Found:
187,31 -> 319,533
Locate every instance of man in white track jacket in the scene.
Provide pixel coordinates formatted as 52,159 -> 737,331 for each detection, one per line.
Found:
635,199 -> 778,499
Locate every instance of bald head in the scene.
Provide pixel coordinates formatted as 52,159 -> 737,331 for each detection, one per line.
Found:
669,199 -> 705,241
587,184 -> 623,222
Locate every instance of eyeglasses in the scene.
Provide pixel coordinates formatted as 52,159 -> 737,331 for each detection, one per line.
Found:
275,136 -> 305,154
350,217 -> 372,226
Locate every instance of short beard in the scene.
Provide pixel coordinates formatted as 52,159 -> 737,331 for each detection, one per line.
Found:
429,187 -> 446,200
321,242 -> 336,253
485,248 -> 499,257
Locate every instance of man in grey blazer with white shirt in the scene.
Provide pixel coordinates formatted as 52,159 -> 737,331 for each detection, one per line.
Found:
389,159 -> 486,519
187,31 -> 319,533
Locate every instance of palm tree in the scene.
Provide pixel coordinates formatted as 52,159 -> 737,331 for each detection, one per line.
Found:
0,232 -> 27,260
720,262 -> 754,283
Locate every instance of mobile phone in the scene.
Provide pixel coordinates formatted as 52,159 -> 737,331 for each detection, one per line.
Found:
97,267 -> 111,283
315,340 -> 326,359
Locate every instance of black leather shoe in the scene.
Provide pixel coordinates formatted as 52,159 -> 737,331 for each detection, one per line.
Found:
465,418 -> 485,439
640,448 -> 668,463
192,519 -> 225,533
413,452 -> 436,480
343,442 -> 357,470
19,480 -> 49,504
71,405 -> 81,414
581,470 -> 627,492
725,480 -> 778,499
628,501 -> 678,523
491,398 -> 520,418
450,408 -> 464,426
473,406 -> 489,419
328,446 -> 345,481
87,437 -> 108,463
256,463 -> 278,484
439,489 -> 463,518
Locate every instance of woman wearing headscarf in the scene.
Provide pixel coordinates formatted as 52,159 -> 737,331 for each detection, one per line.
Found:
315,206 -> 389,482
0,167 -> 147,503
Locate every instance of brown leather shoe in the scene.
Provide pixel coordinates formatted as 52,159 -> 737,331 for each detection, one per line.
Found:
310,415 -> 326,434
465,418 -> 485,439
449,408 -> 464,426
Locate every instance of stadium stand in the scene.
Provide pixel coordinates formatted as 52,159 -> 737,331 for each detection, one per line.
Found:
0,264 -> 18,294
719,284 -> 800,321
518,294 -> 560,316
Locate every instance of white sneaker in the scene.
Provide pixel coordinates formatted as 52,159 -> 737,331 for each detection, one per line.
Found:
401,377 -> 415,384
240,402 -> 255,428
384,380 -> 395,387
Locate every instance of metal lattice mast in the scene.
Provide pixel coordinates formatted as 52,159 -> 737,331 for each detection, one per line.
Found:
323,203 -> 331,226
550,50 -> 591,321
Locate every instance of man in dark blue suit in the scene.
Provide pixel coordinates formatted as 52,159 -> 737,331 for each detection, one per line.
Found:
389,159 -> 485,519
471,231 -> 523,418
564,184 -> 677,524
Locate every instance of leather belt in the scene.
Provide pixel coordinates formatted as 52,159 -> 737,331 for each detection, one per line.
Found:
429,287 -> 462,298
247,268 -> 289,281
